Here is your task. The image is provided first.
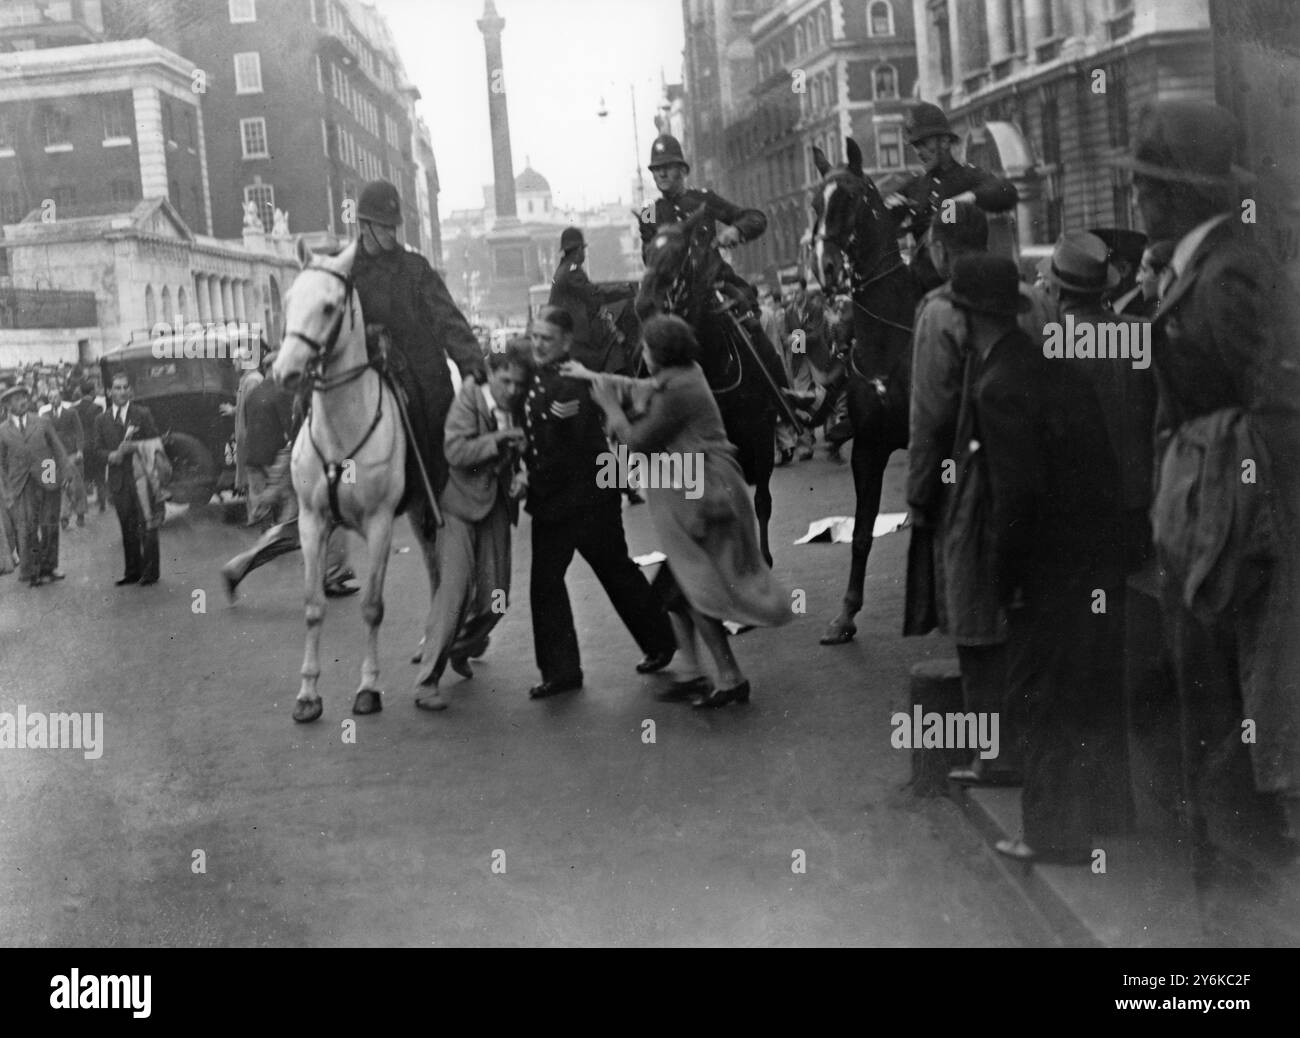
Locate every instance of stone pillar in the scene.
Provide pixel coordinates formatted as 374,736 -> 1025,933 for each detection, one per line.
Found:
208,278 -> 221,325
987,0 -> 1010,63
234,280 -> 247,321
477,0 -> 517,223
133,86 -> 168,200
195,275 -> 209,322
221,278 -> 233,323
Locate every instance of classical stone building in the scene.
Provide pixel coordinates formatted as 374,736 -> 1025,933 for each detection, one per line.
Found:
912,0 -> 1217,244
1,195 -> 299,366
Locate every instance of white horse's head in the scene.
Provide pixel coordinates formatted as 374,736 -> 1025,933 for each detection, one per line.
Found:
274,238 -> 361,392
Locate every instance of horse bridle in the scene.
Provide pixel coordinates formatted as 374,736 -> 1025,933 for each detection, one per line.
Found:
285,262 -> 385,519
814,182 -> 915,338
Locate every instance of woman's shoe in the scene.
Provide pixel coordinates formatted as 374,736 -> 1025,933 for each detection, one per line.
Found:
656,676 -> 711,702
692,681 -> 750,709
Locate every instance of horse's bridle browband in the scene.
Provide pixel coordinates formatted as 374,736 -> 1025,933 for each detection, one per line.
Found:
815,182 -> 915,337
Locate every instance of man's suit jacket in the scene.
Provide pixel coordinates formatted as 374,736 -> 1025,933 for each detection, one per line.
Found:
43,405 -> 85,456
972,327 -> 1123,603
0,413 -> 70,499
94,403 -> 160,500
442,378 -> 519,525
75,397 -> 103,457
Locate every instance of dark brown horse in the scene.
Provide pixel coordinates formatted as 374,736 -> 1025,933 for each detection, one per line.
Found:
635,207 -> 788,564
809,139 -> 919,644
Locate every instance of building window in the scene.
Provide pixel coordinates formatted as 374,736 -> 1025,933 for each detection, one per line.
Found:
43,107 -> 71,147
315,55 -> 324,92
163,101 -> 175,143
229,0 -> 255,23
145,285 -> 156,327
874,65 -> 898,99
244,181 -> 274,231
100,95 -> 131,140
0,111 -> 13,151
1106,65 -> 1129,147
234,52 -> 263,94
868,1 -> 894,36
240,117 -> 269,159
178,287 -> 188,321
161,287 -> 172,322
110,179 -> 136,203
877,125 -> 904,169
1039,95 -> 1060,165
185,107 -> 196,148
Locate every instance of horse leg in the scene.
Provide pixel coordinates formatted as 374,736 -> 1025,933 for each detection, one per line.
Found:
292,509 -> 329,722
409,499 -> 442,665
821,432 -> 891,646
352,513 -> 393,716
755,416 -> 776,567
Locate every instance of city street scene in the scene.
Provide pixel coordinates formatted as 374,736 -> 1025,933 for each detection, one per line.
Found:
1,0 -> 1299,952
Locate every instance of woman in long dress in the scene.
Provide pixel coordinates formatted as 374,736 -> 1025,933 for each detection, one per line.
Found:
563,314 -> 791,708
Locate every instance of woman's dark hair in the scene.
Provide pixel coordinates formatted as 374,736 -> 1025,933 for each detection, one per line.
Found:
642,314 -> 700,368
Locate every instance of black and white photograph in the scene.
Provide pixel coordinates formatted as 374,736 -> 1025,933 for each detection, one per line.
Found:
1,0 -> 1298,973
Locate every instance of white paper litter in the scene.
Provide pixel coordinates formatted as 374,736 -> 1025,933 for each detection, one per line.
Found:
794,512 -> 909,544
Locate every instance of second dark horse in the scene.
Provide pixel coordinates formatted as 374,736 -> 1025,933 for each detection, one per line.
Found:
810,138 -> 920,644
636,206 -> 791,566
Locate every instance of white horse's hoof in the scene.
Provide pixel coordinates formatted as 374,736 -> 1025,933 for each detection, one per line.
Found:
293,698 -> 323,723
415,688 -> 449,712
352,689 -> 383,715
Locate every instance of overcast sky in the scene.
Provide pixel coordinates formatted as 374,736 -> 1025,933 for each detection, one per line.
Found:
376,0 -> 686,217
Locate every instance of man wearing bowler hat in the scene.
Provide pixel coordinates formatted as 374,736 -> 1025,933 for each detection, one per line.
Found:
1121,101 -> 1300,894
547,226 -> 638,374
885,102 -> 1019,293
945,255 -> 1126,864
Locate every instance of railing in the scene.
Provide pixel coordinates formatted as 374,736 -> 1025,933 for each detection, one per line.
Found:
0,287 -> 97,329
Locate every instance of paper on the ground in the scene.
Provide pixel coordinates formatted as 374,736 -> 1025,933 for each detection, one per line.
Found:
794,512 -> 909,544
633,551 -> 668,567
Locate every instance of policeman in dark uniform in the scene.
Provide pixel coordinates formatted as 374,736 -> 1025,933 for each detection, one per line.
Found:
547,227 -> 638,373
636,135 -> 788,389
350,180 -> 486,533
886,102 -> 1019,293
522,306 -> 675,700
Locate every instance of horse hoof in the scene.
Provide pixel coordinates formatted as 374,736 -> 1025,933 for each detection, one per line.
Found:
819,621 -> 857,645
415,688 -> 449,712
410,640 -> 425,665
352,689 -> 383,715
292,698 -> 323,723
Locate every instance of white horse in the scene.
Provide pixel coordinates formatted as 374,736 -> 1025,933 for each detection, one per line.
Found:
273,240 -> 439,722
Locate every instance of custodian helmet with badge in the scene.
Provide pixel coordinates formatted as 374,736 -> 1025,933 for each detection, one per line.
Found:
648,135 -> 690,173
905,102 -> 958,145
560,226 -> 585,255
357,179 -> 402,227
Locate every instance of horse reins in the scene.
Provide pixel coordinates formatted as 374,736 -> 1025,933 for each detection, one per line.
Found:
285,262 -> 386,524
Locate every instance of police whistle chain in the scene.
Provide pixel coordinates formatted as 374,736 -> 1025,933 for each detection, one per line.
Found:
713,288 -> 805,433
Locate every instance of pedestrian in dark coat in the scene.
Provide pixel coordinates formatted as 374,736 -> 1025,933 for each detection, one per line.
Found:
95,373 -> 161,585
0,384 -> 70,585
74,380 -> 106,513
42,385 -> 86,527
1125,101 -> 1300,879
522,307 -> 675,700
351,180 -> 486,534
945,256 -> 1128,864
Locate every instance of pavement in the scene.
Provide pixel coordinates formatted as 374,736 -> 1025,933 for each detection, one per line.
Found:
3,451 -> 1293,946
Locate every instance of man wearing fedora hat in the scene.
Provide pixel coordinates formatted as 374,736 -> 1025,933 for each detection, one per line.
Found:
945,255 -> 1126,863
1123,100 -> 1300,884
547,226 -> 638,374
0,382 -> 71,587
885,102 -> 1019,293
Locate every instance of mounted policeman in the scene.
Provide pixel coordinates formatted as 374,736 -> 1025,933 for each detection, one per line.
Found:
636,134 -> 788,388
350,179 -> 486,534
547,226 -> 639,374
885,102 -> 1019,293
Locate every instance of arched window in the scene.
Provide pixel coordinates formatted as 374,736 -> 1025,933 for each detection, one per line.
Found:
160,286 -> 172,325
795,24 -> 804,54
177,286 -> 188,322
874,64 -> 899,99
825,72 -> 837,106
820,8 -> 831,43
813,78 -> 824,111
868,0 -> 894,37
145,284 -> 156,327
